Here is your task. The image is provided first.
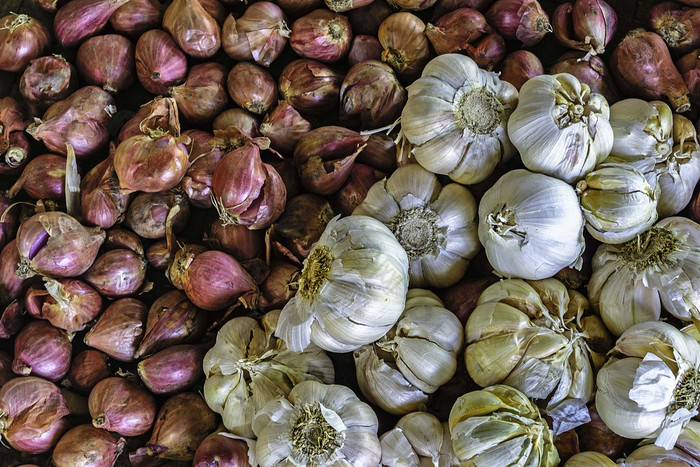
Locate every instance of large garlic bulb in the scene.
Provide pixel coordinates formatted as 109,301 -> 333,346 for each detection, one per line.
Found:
608,99 -> 674,160
478,169 -> 585,280
202,310 -> 334,437
448,385 -> 559,467
588,216 -> 700,336
353,164 -> 480,288
400,53 -> 518,185
465,278 -> 611,432
596,321 -> 700,449
354,289 -> 463,415
252,380 -> 381,467
380,412 -> 459,466
275,215 -> 409,353
563,452 -> 617,466
507,73 -> 613,183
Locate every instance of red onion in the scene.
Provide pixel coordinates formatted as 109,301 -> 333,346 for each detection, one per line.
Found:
221,2 -> 290,66
274,194 -> 334,259
13,320 -> 72,382
89,377 -> 157,437
259,260 -> 300,310
0,193 -> 18,251
259,101 -> 311,156
68,350 -> 112,393
433,0 -> 496,17
553,0 -> 617,56
277,0 -> 323,18
76,34 -> 135,94
181,130 -> 224,209
205,220 -> 265,261
550,50 -> 620,103
347,0 -> 393,35
134,290 -> 206,358
170,62 -> 229,125
499,50 -> 544,90
0,14 -> 50,72
378,13 -> 431,81
677,49 -> 700,105
348,34 -> 383,66
52,424 -> 125,467
26,86 -> 116,159
331,163 -> 385,216
83,249 -> 147,298
0,351 -> 12,386
611,29 -> 691,112
54,0 -> 129,47
137,344 -> 207,395
0,300 -> 28,339
6,154 -> 67,200
135,29 -> 188,95
146,240 -> 170,269
84,298 -> 147,362
163,0 -> 221,58
31,277 -> 103,331
110,0 -> 165,36
80,154 -> 133,229
212,108 -> 259,134
125,189 -> 190,239
290,9 -> 352,63
486,0 -> 551,47
227,63 -> 278,115
278,59 -> 343,114
426,8 -> 491,55
193,433 -> 249,467
0,240 -> 35,306
15,211 -> 106,280
0,377 -> 70,453
19,56 -> 78,118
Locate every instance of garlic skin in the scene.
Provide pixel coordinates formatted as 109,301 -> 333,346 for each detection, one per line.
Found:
353,164 -> 480,288
380,412 -> 459,467
608,99 -> 674,160
478,169 -> 585,280
354,289 -> 463,415
596,321 -> 700,450
252,380 -> 380,467
563,451 -> 617,466
577,162 -> 658,244
508,73 -> 613,183
449,385 -> 560,467
202,310 -> 335,438
589,216 -> 700,336
619,445 -> 700,466
275,215 -> 409,353
400,53 -> 518,185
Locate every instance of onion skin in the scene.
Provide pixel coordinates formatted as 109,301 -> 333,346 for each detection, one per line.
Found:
205,220 -> 265,261
221,2 -> 290,66
6,154 -> 67,200
550,50 -> 620,103
486,0 -> 552,47
170,62 -> 230,125
0,300 -> 29,339
426,8 -> 491,55
54,0 -> 130,47
19,56 -> 78,117
1,132 -> 31,176
89,377 -> 157,437
135,29 -> 188,95
348,35 -> 383,66
212,108 -> 259,134
163,0 -> 221,58
290,9 -> 352,63
499,49 -> 544,90
278,59 -> 343,114
76,34 -> 135,94
0,240 -> 35,306
82,249 -> 147,298
13,320 -> 72,382
193,433 -> 249,467
227,63 -> 278,115
0,96 -> 31,171
181,130 -> 224,209
84,298 -> 148,362
274,194 -> 334,259
553,0 -> 616,55
378,12 -> 431,82
611,29 -> 691,112
32,278 -> 103,332
69,350 -> 112,393
0,14 -> 51,72
52,424 -> 126,467
110,0 -> 165,36
137,344 -> 207,395
125,189 -> 191,239
259,101 -> 311,156
259,260 -> 300,310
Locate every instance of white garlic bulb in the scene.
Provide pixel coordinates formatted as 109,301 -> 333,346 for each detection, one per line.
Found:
353,164 -> 480,288
380,412 -> 459,467
588,216 -> 700,336
354,289 -> 463,415
400,53 -> 518,185
563,451 -> 617,466
596,321 -> 700,450
608,99 -> 674,160
275,215 -> 409,353
507,73 -> 613,183
202,310 -> 335,437
477,169 -> 585,280
252,380 -> 381,467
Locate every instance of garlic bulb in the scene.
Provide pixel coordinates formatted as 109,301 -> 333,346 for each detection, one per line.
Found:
448,384 -> 559,467
478,169 -> 585,280
619,445 -> 700,466
563,451 -> 616,466
654,142 -> 700,218
608,99 -> 674,160
596,321 -> 700,449
202,310 -> 335,437
400,53 -> 518,185
465,278 -> 611,432
252,380 -> 381,467
507,73 -> 613,183
380,412 -> 459,467
354,289 -> 463,415
275,215 -> 409,353
577,162 -> 658,244
588,216 -> 700,336
353,164 -> 480,288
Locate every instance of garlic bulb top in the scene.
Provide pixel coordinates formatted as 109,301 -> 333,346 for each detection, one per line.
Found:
609,99 -> 674,160
354,289 -> 463,415
596,321 -> 700,450
477,169 -> 585,280
563,451 -> 617,467
252,380 -> 381,467
380,412 -> 459,467
400,53 -> 518,185
353,164 -> 480,288
275,215 -> 409,353
448,384 -> 560,467
507,73 -> 613,183
202,310 -> 335,437
589,216 -> 700,336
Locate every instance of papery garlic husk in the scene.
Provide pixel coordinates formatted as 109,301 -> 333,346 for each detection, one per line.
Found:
275,215 -> 409,353
449,384 -> 560,466
252,380 -> 381,467
619,445 -> 700,466
655,142 -> 700,218
589,216 -> 700,336
353,164 -> 480,288
478,169 -> 585,280
354,289 -> 463,415
508,73 -> 613,183
577,162 -> 658,244
564,451 -> 616,466
400,53 -> 518,185
203,310 -> 334,438
465,278 -> 610,432
608,99 -> 674,160
380,412 -> 459,466
596,321 -> 700,449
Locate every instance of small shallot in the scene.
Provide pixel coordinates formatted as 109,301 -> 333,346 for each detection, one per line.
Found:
76,34 -> 135,93
0,240 -> 35,305
82,249 -> 147,298
552,0 -> 617,56
54,0 -> 129,47
331,163 -> 385,215
465,33 -> 507,70
205,220 -> 264,261
0,13 -> 50,72
80,154 -> 133,229
347,0 -> 393,35
290,9 -> 352,63
13,320 -> 72,382
486,0 -> 552,47
68,350 -> 112,393
31,277 -> 103,331
170,62 -> 229,125
125,189 -> 190,239
498,50 -> 544,90
135,29 -> 188,95
110,0 -> 165,36
137,344 -> 207,395
259,101 -> 312,155
0,300 -> 28,339
259,260 -> 300,310
426,8 -> 491,55
378,13 -> 431,81
6,153 -> 66,200
163,0 -> 221,58
0,193 -> 17,250
550,50 -> 620,103
146,240 -> 170,269
0,352 -> 12,386
221,2 -> 290,66
348,35 -> 383,66
52,424 -> 126,467
193,433 -> 249,467
212,108 -> 259,134
278,59 -> 343,114
227,63 -> 278,115
19,56 -> 78,117
274,193 -> 334,259
676,48 -> 700,105
84,298 -> 147,362
89,377 -> 157,437
649,2 -> 700,53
